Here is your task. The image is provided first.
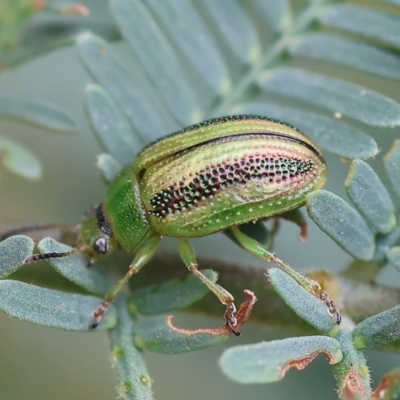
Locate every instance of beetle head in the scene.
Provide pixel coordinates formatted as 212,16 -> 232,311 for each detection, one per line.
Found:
81,204 -> 115,258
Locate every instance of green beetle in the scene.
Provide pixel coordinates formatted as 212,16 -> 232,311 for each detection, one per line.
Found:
18,115 -> 340,334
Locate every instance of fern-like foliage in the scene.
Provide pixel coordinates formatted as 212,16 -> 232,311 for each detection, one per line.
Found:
1,1 -> 400,399
0,0 -> 94,179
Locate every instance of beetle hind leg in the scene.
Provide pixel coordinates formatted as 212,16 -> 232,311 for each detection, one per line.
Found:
229,225 -> 341,325
178,239 -> 241,336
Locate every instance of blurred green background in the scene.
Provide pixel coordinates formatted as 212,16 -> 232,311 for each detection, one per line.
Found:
1,1 -> 400,399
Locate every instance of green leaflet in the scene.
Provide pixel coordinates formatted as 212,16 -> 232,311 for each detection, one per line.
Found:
345,159 -> 396,234
240,102 -> 378,159
97,153 -> 123,182
134,316 -> 229,354
220,336 -> 342,384
77,32 -> 174,141
146,0 -> 230,95
0,280 -> 116,330
0,136 -> 41,180
384,140 -> 400,197
307,190 -> 375,260
319,4 -> 400,50
291,33 -> 400,81
0,235 -> 34,278
353,303 -> 400,349
111,0 -> 201,125
269,268 -> 338,334
259,67 -> 400,127
0,95 -> 76,132
201,0 -> 260,63
85,84 -> 142,166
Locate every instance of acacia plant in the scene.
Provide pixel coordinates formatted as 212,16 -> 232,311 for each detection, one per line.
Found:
1,0 -> 400,399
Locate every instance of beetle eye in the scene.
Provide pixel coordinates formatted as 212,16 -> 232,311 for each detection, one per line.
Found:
93,236 -> 109,255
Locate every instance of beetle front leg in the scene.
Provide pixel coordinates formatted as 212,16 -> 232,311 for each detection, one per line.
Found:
229,225 -> 341,325
90,236 -> 161,328
178,239 -> 241,336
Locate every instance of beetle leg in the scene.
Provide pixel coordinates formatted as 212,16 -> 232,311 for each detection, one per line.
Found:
229,225 -> 341,325
89,236 -> 161,329
178,239 -> 241,336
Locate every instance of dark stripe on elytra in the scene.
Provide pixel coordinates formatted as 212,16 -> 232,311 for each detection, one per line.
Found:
149,154 -> 314,219
95,204 -> 113,237
171,133 -> 324,165
139,115 -> 322,161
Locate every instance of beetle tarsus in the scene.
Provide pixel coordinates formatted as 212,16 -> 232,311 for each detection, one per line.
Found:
89,321 -> 99,329
86,258 -> 95,268
227,321 -> 241,337
90,299 -> 111,329
224,303 -> 241,336
320,291 -> 341,325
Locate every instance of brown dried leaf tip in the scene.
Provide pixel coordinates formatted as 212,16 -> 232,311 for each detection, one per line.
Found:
342,370 -> 368,400
62,4 -> 90,15
281,349 -> 337,379
371,369 -> 400,400
32,0 -> 47,11
281,353 -> 320,378
167,290 -> 257,336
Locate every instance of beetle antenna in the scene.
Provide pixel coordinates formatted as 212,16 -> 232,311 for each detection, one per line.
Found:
24,248 -> 76,265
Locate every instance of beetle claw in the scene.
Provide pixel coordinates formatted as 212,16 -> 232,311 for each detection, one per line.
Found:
89,320 -> 99,329
320,291 -> 341,325
227,321 -> 241,337
224,303 -> 241,336
89,299 -> 111,329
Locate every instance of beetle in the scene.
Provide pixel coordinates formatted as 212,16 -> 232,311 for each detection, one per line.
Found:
5,115 -> 340,334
